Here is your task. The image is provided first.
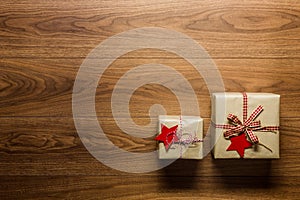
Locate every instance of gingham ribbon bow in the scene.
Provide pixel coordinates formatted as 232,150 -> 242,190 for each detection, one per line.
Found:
215,93 -> 279,144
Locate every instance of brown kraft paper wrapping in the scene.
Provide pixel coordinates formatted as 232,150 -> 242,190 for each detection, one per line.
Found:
158,115 -> 203,160
212,92 -> 280,159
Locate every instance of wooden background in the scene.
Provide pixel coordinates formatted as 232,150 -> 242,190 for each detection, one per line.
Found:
1,0 -> 300,199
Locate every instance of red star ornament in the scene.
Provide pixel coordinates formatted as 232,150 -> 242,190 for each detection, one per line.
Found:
226,133 -> 253,158
155,124 -> 179,150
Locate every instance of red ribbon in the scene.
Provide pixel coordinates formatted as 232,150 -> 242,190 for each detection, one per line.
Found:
214,93 -> 279,144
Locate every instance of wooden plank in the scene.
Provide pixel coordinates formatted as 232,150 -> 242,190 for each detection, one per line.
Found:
0,1 -> 299,58
1,0 -> 300,199
0,176 -> 299,199
0,117 -> 299,176
0,58 -> 299,117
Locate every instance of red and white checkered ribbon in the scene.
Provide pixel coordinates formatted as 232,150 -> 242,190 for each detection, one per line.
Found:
214,93 -> 279,144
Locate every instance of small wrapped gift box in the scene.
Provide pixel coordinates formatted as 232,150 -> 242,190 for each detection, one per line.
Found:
155,115 -> 203,159
212,92 -> 280,159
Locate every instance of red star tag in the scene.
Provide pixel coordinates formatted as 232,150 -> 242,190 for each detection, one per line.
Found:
155,124 -> 179,150
226,133 -> 253,158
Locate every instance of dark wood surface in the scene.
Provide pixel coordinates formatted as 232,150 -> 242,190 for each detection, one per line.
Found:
1,0 -> 300,199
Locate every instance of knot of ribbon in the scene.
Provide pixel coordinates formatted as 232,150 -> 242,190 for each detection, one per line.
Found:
214,93 -> 279,144
179,134 -> 203,146
156,125 -> 202,150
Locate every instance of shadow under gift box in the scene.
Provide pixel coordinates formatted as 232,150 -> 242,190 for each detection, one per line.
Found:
212,92 -> 280,159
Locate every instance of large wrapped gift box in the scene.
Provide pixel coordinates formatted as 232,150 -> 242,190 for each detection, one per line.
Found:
212,92 -> 280,159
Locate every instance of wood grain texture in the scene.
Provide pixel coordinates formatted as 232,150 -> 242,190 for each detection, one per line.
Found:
0,1 -> 299,59
0,0 -> 300,199
1,176 -> 300,200
0,117 -> 299,177
1,57 -> 299,117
